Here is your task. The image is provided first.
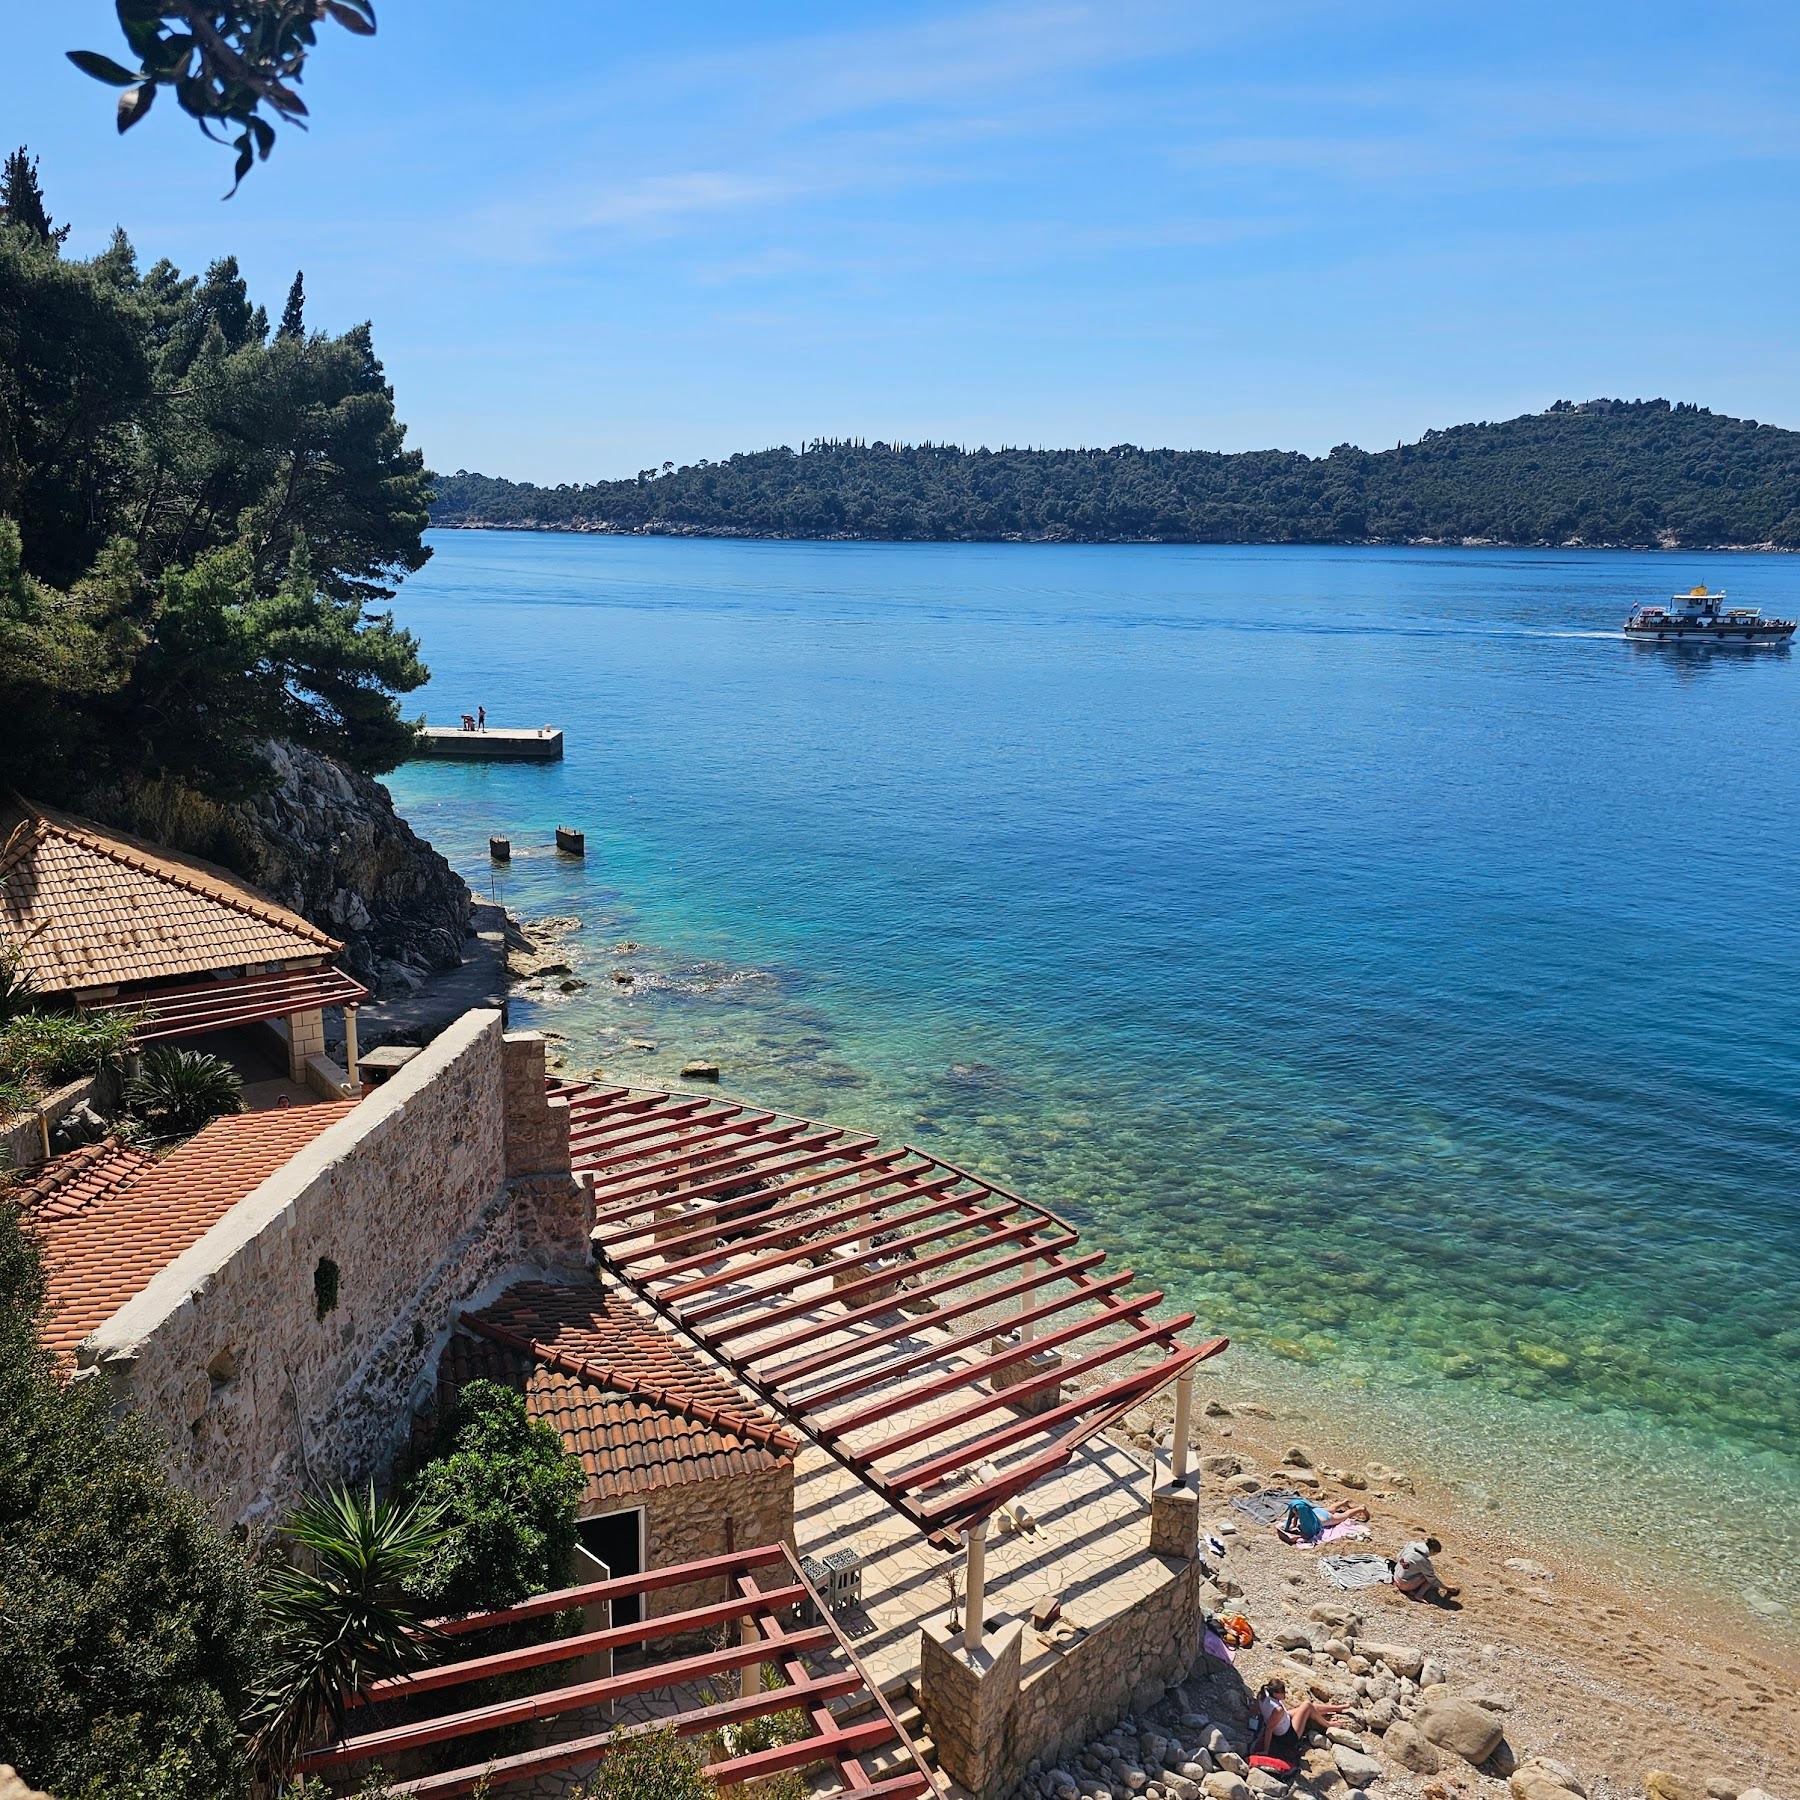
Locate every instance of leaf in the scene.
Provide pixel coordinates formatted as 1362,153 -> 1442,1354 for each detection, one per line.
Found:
250,115 -> 276,160
117,82 -> 155,132
68,48 -> 141,86
324,0 -> 378,33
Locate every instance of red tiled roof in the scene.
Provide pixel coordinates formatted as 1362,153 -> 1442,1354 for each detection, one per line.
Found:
0,798 -> 338,995
15,1103 -> 353,1358
440,1282 -> 795,1504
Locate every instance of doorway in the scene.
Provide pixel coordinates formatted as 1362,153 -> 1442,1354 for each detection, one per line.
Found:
577,1507 -> 646,1628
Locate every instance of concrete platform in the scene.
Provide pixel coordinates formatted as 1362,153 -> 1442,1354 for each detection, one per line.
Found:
412,724 -> 563,761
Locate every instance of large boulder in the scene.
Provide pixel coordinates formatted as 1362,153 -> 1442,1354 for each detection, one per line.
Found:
1646,1777 -> 1700,1800
1333,1749 -> 1384,1787
1201,1775 -> 1250,1800
1359,1642 -> 1424,1682
1414,1697 -> 1505,1765
1382,1724 -> 1442,1775
1509,1758 -> 1586,1800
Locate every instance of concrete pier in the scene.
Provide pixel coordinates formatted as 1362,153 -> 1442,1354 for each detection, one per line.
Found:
411,725 -> 563,762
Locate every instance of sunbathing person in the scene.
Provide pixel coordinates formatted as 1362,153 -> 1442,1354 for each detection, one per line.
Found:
1253,1677 -> 1348,1766
1391,1535 -> 1461,1605
1276,1496 -> 1372,1544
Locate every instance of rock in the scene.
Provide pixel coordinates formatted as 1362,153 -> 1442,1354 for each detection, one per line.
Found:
1420,1659 -> 1448,1689
1289,1471 -> 1321,1491
1274,1629 -> 1313,1651
1737,1789 -> 1782,1800
1414,1698 -> 1504,1765
1204,1400 -> 1234,1417
1508,1758 -> 1586,1800
1201,1454 -> 1243,1476
1203,1729 -> 1232,1759
1225,1475 -> 1262,1494
681,1060 -> 721,1080
1168,1779 -> 1200,1800
1237,1401 -> 1275,1418
1338,1470 -> 1369,1489
1322,1638 -> 1351,1662
1328,1730 -> 1365,1750
1463,1688 -> 1515,1714
1124,1770 -> 1149,1792
1333,1750 -> 1383,1787
1180,1761 -> 1215,1780
1360,1642 -> 1424,1681
1383,1725 -> 1442,1775
1219,1754 -> 1249,1777
1309,1603 -> 1360,1632
0,1769 -> 54,1800
1283,1445 -> 1316,1468
1646,1776 -> 1699,1800
1503,1558 -> 1554,1581
1201,1776 -> 1250,1800
625,1038 -> 656,1051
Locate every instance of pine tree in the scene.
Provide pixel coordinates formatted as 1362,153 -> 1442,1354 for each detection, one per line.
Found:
277,269 -> 305,339
0,147 -> 69,248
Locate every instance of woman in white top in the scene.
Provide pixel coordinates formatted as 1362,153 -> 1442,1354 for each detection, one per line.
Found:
1252,1678 -> 1347,1764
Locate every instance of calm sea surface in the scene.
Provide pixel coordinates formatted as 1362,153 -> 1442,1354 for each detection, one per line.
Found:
386,532 -> 1800,1623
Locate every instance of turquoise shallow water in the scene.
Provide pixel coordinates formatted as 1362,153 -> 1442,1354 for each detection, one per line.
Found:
386,532 -> 1800,1625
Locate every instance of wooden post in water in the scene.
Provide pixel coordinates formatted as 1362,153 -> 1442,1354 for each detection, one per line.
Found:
555,827 -> 585,857
489,835 -> 511,862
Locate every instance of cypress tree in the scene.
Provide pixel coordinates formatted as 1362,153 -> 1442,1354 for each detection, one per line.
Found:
277,268 -> 305,339
0,147 -> 69,247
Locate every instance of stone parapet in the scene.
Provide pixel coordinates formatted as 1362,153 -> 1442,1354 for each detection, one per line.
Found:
920,1612 -> 1025,1800
1150,1480 -> 1201,1559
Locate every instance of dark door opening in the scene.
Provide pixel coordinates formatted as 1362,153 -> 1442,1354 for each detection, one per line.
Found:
577,1508 -> 644,1628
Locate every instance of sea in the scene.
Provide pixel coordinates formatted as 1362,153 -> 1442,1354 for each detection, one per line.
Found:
385,531 -> 1800,1630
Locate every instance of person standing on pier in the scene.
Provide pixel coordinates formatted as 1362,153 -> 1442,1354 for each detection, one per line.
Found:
477,705 -> 486,731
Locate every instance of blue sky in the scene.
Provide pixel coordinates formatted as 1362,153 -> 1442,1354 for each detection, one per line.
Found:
8,2 -> 1799,481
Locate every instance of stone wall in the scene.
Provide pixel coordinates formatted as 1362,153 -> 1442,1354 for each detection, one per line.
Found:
79,1009 -> 590,1531
632,1461 -> 796,1620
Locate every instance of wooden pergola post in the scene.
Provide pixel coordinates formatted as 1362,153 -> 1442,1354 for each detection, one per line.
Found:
962,1519 -> 987,1654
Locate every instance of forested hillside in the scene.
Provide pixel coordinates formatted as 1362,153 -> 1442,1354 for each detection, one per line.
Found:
433,400 -> 1800,549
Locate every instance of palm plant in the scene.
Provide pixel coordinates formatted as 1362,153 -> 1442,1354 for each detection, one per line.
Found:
123,1045 -> 243,1138
248,1483 -> 450,1780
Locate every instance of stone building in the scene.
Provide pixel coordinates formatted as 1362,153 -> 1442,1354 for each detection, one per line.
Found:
44,1010 -> 590,1529
0,796 -> 369,1118
434,1276 -> 798,1617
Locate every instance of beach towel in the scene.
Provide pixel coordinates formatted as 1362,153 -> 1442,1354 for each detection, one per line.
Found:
1317,1519 -> 1371,1545
1229,1489 -> 1303,1526
1202,1628 -> 1236,1665
1320,1553 -> 1393,1590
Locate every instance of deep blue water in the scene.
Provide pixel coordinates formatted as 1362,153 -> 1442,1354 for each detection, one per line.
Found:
386,532 -> 1800,1617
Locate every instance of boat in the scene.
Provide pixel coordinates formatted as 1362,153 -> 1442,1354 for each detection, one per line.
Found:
1624,586 -> 1795,644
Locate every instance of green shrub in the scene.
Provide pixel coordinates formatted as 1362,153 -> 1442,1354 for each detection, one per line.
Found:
0,1205 -> 259,1799
123,1044 -> 243,1138
406,1378 -> 586,1616
0,1006 -> 136,1114
575,1726 -> 715,1800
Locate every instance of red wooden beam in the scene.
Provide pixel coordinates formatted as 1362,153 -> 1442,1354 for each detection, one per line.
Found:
300,1626 -> 838,1769
606,1146 -> 919,1265
568,1096 -> 736,1153
705,1719 -> 900,1787
591,1131 -> 876,1228
661,1183 -> 997,1306
371,1671 -> 869,1799
901,1338 -> 1226,1510
820,1290 -> 1165,1435
705,1210 -> 1047,1345
855,1314 -> 1196,1465
791,1265 -> 1133,1410
355,1583 -> 807,1706
573,1107 -> 775,1170
758,1244 -> 1101,1385
741,1229 -> 1081,1367
587,1116 -> 825,1205
649,1166 -> 960,1285
427,1543 -> 788,1637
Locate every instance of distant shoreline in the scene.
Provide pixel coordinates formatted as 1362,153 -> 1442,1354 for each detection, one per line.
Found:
429,520 -> 1794,553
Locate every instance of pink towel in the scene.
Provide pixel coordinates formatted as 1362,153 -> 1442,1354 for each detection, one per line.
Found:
1202,1628 -> 1237,1665
1318,1520 -> 1371,1545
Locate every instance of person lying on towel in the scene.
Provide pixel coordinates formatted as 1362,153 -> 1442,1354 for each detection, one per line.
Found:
1276,1497 -> 1372,1544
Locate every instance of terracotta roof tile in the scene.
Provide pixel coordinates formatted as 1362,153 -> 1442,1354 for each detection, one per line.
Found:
15,1103 -> 353,1359
0,798 -> 338,995
441,1281 -> 794,1504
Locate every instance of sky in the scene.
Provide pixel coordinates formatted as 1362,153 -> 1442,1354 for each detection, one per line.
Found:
7,1 -> 1799,482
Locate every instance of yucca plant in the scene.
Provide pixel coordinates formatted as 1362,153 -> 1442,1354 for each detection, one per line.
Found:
123,1045 -> 243,1138
248,1483 -> 450,1781
0,952 -> 39,1025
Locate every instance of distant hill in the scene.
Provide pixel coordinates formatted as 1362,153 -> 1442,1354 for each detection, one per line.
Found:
430,401 -> 1800,549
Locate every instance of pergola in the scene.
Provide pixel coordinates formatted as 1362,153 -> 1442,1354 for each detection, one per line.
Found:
82,964 -> 368,1047
558,1079 -> 1226,1649
293,1543 -> 938,1800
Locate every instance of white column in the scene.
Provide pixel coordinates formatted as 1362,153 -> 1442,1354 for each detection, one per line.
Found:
963,1519 -> 987,1655
1171,1368 -> 1195,1484
1017,1286 -> 1038,1344
741,1615 -> 763,1699
343,1006 -> 361,1093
